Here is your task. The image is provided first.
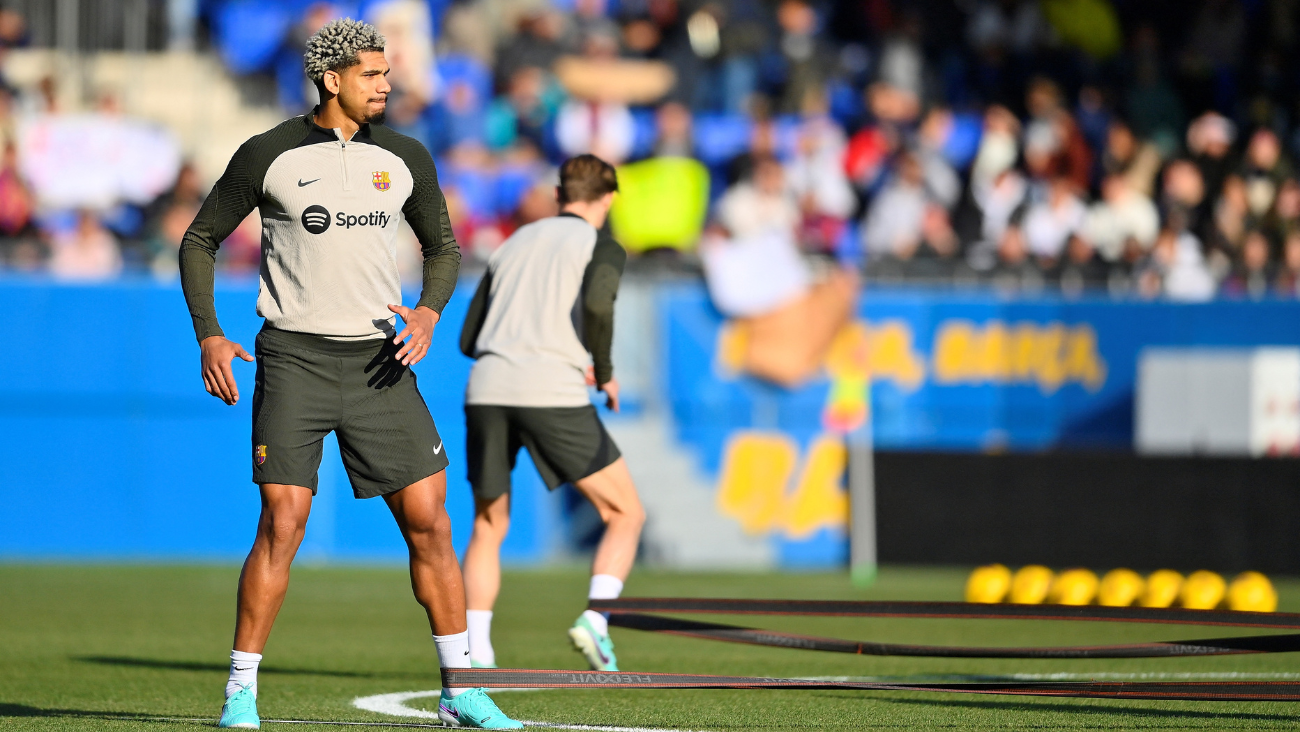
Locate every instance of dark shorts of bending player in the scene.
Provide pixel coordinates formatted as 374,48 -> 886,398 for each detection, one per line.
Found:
465,404 -> 621,500
251,326 -> 449,498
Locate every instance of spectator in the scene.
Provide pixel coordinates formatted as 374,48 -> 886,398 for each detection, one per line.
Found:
1023,77 -> 1092,194
1275,230 -> 1300,296
862,151 -> 934,260
716,155 -> 800,241
973,166 -> 1028,249
0,142 -> 32,238
1186,112 -> 1237,207
146,202 -> 197,280
971,105 -> 1021,189
1240,128 -> 1294,217
554,29 -> 637,163
654,101 -> 693,158
48,211 -> 122,281
485,66 -> 559,152
785,102 -> 855,253
1084,174 -> 1159,262
1022,175 -> 1086,264
988,224 -> 1045,292
1102,120 -> 1162,197
1209,174 -> 1252,265
1055,233 -> 1109,294
1221,228 -> 1273,299
1161,158 -> 1209,241
1265,178 -> 1300,243
772,0 -> 836,114
1137,228 -> 1216,301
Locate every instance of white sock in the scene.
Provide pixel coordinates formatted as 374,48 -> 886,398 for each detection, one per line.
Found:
433,631 -> 471,697
466,609 -> 495,667
583,574 -> 624,636
226,650 -> 261,699
588,574 -> 624,600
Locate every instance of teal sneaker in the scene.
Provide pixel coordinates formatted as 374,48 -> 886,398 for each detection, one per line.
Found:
218,684 -> 260,729
437,687 -> 523,729
568,614 -> 618,671
470,659 -> 497,668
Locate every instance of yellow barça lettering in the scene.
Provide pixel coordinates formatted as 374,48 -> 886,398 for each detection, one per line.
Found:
823,320 -> 926,391
716,432 -> 848,537
932,320 -> 1106,393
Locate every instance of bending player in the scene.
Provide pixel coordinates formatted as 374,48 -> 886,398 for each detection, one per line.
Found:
459,155 -> 645,672
179,19 -> 520,730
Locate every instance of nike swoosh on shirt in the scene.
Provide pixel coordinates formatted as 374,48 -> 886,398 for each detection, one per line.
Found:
298,178 -> 320,187
433,442 -> 444,455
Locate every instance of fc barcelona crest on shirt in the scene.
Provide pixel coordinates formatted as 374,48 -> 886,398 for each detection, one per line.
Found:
372,171 -> 391,191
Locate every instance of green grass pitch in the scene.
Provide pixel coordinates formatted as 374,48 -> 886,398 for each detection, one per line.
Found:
3,564 -> 1300,730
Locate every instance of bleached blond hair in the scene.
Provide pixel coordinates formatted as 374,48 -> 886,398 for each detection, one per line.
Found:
303,18 -> 386,84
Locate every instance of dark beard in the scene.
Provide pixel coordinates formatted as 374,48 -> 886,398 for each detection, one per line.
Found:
363,109 -> 386,126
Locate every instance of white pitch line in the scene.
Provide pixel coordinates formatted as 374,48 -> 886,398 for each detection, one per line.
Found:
351,690 -> 708,732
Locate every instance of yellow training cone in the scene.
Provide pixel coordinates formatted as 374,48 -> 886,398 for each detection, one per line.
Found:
1048,568 -> 1099,605
1179,570 -> 1226,610
1097,568 -> 1145,607
1139,570 -> 1183,608
965,564 -> 1012,604
1009,565 -> 1055,604
1226,571 -> 1278,613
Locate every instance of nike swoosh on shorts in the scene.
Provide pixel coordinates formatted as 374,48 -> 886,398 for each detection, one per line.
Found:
433,442 -> 444,455
298,178 -> 320,187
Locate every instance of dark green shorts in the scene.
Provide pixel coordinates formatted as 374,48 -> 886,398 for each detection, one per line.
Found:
465,404 -> 621,501
251,327 -> 449,498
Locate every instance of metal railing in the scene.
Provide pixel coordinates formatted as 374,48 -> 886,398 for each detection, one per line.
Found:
6,0 -> 173,52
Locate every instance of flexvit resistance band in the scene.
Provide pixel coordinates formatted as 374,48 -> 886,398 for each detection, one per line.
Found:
441,668 -> 1300,702
587,598 -> 1300,658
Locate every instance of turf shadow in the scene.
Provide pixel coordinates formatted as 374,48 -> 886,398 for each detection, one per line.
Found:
75,655 -> 420,679
878,695 -> 1300,722
0,703 -> 197,723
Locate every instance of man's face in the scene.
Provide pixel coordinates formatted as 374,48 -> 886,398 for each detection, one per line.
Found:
324,50 -> 391,124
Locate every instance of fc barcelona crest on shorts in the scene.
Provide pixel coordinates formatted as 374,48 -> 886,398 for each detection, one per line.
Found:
372,171 -> 391,191
255,444 -> 267,465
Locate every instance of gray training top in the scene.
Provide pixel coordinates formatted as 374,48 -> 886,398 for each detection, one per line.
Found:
179,111 -> 461,342
459,213 -> 626,408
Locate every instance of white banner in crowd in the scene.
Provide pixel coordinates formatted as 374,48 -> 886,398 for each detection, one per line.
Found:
18,114 -> 182,210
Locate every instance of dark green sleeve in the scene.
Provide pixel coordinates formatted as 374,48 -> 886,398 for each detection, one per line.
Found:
582,227 -> 627,386
373,128 -> 461,314
178,140 -> 261,343
459,270 -> 492,358
178,117 -> 308,343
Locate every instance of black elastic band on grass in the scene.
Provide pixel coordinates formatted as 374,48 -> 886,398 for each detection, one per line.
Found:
588,598 -> 1300,629
441,668 -> 1300,702
608,611 -> 1300,658
586,598 -> 1300,658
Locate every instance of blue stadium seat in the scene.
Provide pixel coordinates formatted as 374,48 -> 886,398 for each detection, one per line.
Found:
693,114 -> 752,166
944,112 -> 983,172
494,164 -> 539,218
628,107 -> 658,161
212,1 -> 294,75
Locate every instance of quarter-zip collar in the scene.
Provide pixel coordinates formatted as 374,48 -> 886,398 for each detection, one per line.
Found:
305,106 -> 374,145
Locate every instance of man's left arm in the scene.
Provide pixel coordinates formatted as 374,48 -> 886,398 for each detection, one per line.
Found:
582,227 -> 627,407
388,142 -> 462,365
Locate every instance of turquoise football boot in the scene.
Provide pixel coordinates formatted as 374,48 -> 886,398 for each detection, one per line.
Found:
470,659 -> 497,668
218,684 -> 260,729
568,614 -> 618,671
437,687 -> 523,729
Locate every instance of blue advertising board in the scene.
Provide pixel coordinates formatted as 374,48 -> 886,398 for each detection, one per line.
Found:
660,284 -> 1300,567
0,276 -> 558,562
5,277 -> 1300,564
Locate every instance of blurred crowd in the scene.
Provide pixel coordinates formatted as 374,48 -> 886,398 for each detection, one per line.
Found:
9,0 -> 1300,300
